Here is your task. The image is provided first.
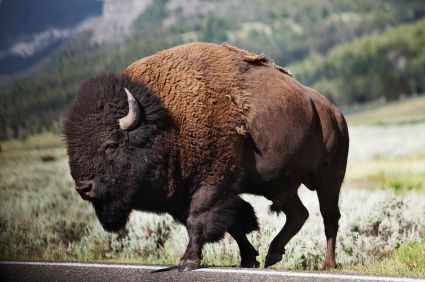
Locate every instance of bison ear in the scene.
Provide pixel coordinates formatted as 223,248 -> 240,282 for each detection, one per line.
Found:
119,88 -> 141,131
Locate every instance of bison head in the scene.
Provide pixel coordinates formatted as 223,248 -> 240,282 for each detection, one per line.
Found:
63,73 -> 169,232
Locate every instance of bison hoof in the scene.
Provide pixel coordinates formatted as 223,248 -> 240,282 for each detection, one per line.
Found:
264,254 -> 282,268
241,258 -> 260,268
178,261 -> 200,272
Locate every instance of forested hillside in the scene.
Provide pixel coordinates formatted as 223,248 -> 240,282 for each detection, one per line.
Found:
1,0 -> 424,140
293,19 -> 425,104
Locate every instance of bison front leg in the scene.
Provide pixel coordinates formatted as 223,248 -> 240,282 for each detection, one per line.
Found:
179,213 -> 205,271
228,198 -> 259,268
179,186 -> 244,271
228,228 -> 259,268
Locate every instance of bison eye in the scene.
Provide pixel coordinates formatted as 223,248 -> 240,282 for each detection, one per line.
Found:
99,140 -> 118,153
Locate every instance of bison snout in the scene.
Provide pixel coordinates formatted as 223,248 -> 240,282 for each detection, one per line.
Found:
75,180 -> 96,201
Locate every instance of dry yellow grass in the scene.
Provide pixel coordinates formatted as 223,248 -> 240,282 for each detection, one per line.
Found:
346,95 -> 425,126
0,132 -> 64,152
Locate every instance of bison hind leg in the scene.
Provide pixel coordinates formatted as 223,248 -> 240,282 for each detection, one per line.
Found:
306,136 -> 348,270
265,192 -> 309,268
310,174 -> 343,270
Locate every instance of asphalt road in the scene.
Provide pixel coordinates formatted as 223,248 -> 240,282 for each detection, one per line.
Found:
0,261 -> 424,282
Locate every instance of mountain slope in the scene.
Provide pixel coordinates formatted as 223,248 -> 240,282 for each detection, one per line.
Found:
0,0 -> 102,74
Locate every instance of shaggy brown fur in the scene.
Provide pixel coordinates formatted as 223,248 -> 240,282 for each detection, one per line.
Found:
64,42 -> 349,271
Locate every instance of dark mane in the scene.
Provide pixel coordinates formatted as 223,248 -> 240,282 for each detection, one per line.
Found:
63,73 -> 171,148
62,72 -> 175,231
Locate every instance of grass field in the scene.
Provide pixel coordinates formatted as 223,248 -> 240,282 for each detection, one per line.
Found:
0,132 -> 64,152
1,97 -> 424,277
346,95 -> 425,126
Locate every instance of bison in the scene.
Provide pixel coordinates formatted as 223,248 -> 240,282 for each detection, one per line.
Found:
63,42 -> 349,271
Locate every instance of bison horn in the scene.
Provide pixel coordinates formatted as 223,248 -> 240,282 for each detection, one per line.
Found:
119,87 -> 141,131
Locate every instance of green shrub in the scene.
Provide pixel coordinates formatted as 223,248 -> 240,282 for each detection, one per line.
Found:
395,236 -> 425,273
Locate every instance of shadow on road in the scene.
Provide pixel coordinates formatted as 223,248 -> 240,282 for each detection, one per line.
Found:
150,266 -> 179,273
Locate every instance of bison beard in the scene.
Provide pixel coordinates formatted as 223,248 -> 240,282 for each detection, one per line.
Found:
64,42 -> 349,272
93,198 -> 131,232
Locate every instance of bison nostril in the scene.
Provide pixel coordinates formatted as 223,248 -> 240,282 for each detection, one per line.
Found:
75,181 -> 91,192
75,180 -> 96,200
